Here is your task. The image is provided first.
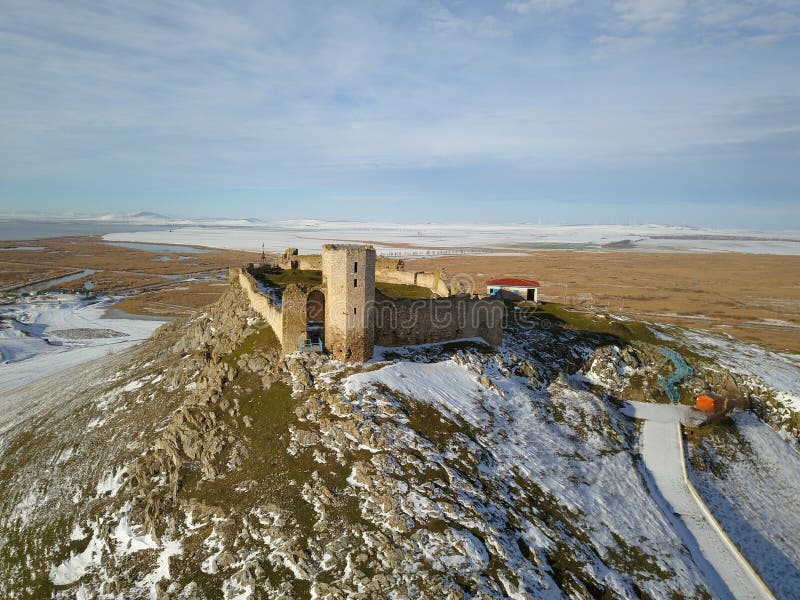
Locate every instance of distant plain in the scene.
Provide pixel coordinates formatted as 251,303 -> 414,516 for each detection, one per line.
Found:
2,222 -> 798,353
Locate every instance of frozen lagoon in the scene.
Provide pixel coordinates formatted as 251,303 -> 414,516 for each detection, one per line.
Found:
0,293 -> 167,395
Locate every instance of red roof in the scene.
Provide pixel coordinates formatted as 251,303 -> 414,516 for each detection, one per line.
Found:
486,278 -> 540,287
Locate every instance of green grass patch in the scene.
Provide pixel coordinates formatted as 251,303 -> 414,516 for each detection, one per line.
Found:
533,303 -> 661,345
250,267 -> 322,289
522,302 -> 706,363
375,281 -> 432,299
225,322 -> 280,366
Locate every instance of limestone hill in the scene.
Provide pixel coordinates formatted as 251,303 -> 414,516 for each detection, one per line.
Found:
0,281 -> 797,598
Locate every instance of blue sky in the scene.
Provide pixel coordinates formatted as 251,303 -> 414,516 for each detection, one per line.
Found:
1,0 -> 798,227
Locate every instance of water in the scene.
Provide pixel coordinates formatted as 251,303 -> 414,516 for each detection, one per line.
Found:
0,219 -> 174,241
103,241 -> 212,254
15,269 -> 97,294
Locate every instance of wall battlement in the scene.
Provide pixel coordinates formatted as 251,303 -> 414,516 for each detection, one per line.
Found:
235,244 -> 503,362
277,247 -> 450,297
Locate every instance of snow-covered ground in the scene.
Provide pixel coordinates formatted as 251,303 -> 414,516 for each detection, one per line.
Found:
681,329 -> 800,413
689,413 -> 800,599
625,402 -> 773,600
102,222 -> 800,255
0,294 -> 167,396
345,359 -> 714,597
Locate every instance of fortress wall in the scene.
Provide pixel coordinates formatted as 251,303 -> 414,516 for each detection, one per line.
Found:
280,247 -> 448,297
373,296 -> 504,348
277,250 -> 322,270
412,271 -> 451,297
280,285 -> 309,353
234,268 -> 285,347
373,269 -> 416,286
376,257 -> 404,271
295,255 -> 322,270
374,268 -> 451,297
234,253 -> 501,362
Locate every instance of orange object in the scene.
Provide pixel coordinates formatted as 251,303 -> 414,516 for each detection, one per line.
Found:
695,394 -> 716,413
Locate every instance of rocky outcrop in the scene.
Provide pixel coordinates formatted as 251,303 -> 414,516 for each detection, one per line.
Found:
3,275 -> 796,598
125,284 -> 286,538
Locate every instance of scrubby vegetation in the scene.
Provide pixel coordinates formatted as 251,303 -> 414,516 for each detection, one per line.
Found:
1,277 -> 795,598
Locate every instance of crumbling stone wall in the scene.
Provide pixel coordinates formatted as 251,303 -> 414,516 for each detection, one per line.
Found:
376,256 -> 404,271
235,249 -> 502,362
281,285 -> 309,353
373,296 -> 504,348
372,267 -> 450,297
277,248 -> 322,270
234,268 -> 284,346
279,248 -> 447,296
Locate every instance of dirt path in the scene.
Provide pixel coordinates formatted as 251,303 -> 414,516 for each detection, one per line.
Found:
625,402 -> 775,600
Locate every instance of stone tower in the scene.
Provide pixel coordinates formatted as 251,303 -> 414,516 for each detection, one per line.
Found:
321,244 -> 376,362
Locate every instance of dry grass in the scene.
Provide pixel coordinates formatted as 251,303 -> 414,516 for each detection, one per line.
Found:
409,251 -> 800,353
0,236 -> 258,281
0,262 -> 77,291
0,235 -> 258,316
58,272 -> 170,293
114,281 -> 231,316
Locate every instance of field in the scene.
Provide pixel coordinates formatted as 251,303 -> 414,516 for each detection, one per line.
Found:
0,236 -> 257,316
408,251 -> 800,353
113,282 -> 233,317
0,261 -> 77,290
3,236 -> 798,352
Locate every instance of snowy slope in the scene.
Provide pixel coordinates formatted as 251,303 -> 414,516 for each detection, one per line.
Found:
0,294 -> 167,394
345,358 -> 711,597
688,413 -> 800,599
681,329 -> 800,413
1,279 -> 797,598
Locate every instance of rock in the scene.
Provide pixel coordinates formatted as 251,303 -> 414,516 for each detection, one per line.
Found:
287,358 -> 314,390
295,429 -> 320,447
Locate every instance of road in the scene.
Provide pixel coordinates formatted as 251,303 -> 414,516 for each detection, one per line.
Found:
624,402 -> 775,600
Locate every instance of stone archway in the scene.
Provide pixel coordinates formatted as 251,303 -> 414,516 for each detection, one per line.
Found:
306,289 -> 326,344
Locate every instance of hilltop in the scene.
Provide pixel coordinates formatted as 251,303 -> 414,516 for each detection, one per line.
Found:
0,280 -> 797,598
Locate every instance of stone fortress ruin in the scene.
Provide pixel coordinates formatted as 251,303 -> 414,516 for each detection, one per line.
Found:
233,244 -> 504,362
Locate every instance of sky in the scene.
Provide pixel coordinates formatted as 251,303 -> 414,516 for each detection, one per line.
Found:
0,0 -> 799,228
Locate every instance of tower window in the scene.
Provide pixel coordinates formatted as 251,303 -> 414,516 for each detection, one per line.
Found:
354,262 -> 358,273
353,307 -> 357,315
354,278 -> 357,288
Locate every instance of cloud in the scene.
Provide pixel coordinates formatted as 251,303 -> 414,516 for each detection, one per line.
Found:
423,4 -> 466,34
0,0 -> 798,223
611,0 -> 687,33
694,1 -> 800,44
476,16 -> 512,39
592,34 -> 654,59
505,0 -> 575,13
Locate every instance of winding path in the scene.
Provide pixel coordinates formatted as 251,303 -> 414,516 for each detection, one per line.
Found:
623,402 -> 774,600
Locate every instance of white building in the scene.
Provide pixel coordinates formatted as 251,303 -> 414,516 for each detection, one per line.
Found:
486,278 -> 540,302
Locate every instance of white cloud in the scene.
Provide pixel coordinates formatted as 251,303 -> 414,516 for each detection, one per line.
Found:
0,0 -> 798,210
505,0 -> 575,14
695,1 -> 800,42
424,5 -> 466,34
476,16 -> 512,39
592,34 -> 655,59
611,0 -> 687,33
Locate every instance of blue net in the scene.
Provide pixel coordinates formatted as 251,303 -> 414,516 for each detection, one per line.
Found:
657,347 -> 692,404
